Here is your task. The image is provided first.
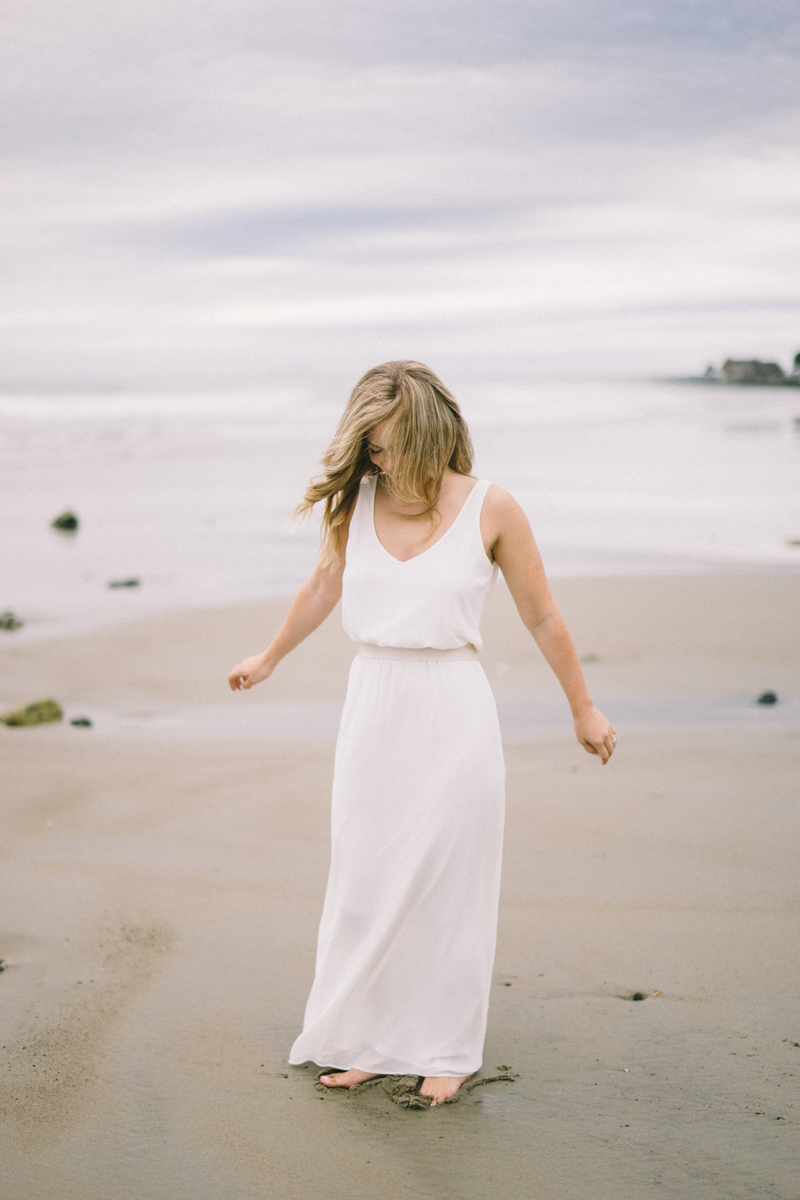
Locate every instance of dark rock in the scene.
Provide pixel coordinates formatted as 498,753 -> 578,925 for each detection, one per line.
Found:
0,699 -> 63,727
0,611 -> 23,630
52,511 -> 78,531
108,578 -> 140,589
757,691 -> 778,705
632,992 -> 646,1001
0,959 -> 5,972
70,717 -> 93,728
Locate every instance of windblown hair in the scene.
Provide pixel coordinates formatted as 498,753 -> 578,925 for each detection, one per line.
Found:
296,361 -> 474,568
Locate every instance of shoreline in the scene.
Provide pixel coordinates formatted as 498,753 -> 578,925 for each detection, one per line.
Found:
6,554 -> 800,651
2,571 -> 799,721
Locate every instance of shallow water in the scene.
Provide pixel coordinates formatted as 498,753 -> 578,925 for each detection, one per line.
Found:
16,690 -> 796,745
1,378 -> 798,639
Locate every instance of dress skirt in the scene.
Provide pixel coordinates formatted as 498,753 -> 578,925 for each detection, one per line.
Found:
288,648 -> 506,1078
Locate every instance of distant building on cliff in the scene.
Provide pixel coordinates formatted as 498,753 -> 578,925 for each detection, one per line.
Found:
721,359 -> 786,385
680,353 -> 800,385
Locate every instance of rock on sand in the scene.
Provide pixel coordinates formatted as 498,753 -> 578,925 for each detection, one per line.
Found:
0,699 -> 63,727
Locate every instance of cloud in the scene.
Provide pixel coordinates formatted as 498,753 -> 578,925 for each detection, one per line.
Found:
1,1 -> 799,386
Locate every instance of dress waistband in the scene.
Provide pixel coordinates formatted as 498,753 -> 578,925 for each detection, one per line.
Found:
357,643 -> 478,662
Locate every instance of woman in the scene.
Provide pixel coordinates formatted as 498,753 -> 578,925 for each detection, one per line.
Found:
228,361 -> 616,1107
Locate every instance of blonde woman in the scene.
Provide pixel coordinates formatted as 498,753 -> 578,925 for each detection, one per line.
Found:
228,361 -> 616,1107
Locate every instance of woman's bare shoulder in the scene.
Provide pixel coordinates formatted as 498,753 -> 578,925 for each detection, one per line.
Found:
482,483 -> 528,523
480,484 -> 533,554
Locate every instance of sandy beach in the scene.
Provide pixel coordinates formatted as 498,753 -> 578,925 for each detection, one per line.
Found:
1,572 -> 799,1200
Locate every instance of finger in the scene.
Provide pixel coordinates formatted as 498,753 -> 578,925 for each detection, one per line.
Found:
592,739 -> 610,764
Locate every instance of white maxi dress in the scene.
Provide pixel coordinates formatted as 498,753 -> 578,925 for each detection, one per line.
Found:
289,475 -> 506,1078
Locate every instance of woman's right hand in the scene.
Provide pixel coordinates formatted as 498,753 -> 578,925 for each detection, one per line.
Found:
227,653 -> 273,691
226,554 -> 346,694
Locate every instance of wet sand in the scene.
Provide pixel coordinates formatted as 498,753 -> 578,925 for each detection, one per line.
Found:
1,574 -> 799,1200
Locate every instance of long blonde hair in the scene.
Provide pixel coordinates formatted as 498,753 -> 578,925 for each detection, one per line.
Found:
296,361 -> 474,568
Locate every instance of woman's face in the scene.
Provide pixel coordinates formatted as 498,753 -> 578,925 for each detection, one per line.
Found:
366,420 -> 396,477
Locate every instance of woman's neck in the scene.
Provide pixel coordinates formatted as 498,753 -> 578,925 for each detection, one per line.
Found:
376,469 -> 453,518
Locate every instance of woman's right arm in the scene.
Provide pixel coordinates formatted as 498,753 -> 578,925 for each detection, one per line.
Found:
227,526 -> 348,691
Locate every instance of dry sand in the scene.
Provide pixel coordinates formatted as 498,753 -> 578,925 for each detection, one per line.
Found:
1,574 -> 799,1200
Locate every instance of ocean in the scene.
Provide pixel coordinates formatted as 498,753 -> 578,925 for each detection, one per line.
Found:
2,378 -> 799,641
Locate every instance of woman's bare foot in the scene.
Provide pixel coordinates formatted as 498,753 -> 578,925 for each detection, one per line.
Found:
419,1075 -> 470,1106
319,1068 -> 379,1088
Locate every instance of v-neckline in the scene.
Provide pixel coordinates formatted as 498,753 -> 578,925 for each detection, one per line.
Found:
370,476 -> 481,565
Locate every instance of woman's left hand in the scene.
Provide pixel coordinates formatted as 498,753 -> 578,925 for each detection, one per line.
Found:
573,707 -> 617,764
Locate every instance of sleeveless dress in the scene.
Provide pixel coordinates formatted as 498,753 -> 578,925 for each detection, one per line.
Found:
288,475 -> 506,1078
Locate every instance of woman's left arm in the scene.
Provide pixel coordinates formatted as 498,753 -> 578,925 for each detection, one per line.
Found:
484,486 -> 617,764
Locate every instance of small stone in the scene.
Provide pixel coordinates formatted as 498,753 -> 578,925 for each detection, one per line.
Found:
108,578 -> 140,589
70,717 -> 93,728
631,992 -> 646,1001
52,511 -> 78,531
0,611 -> 23,630
757,691 -> 778,705
0,699 -> 63,727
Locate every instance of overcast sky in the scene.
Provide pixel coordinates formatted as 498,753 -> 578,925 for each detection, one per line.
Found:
2,0 -> 799,389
